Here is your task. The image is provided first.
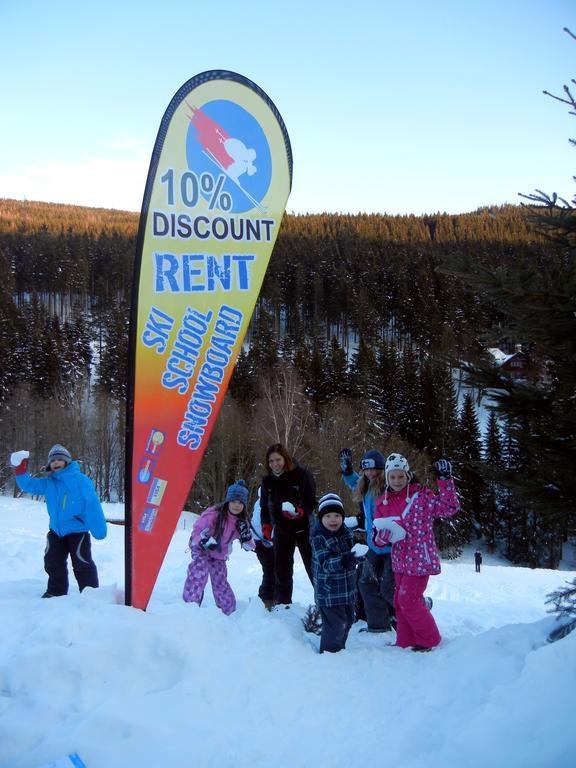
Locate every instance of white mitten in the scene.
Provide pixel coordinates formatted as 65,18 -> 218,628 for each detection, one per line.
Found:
373,517 -> 407,543
351,543 -> 369,558
10,450 -> 30,467
344,516 -> 359,529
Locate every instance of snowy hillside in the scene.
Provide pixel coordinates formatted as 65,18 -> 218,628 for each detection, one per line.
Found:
0,495 -> 574,768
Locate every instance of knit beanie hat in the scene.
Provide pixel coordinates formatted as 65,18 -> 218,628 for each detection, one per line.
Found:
317,493 -> 345,521
360,449 -> 385,470
225,479 -> 249,506
385,453 -> 411,483
47,444 -> 72,467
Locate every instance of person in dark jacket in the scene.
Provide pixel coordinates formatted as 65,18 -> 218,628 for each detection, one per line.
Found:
474,550 -> 483,573
311,493 -> 367,653
11,444 -> 107,598
259,443 -> 316,606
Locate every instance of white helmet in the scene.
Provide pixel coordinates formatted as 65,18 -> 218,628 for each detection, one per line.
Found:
385,453 -> 411,484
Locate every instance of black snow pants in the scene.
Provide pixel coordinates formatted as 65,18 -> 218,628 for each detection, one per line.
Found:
44,530 -> 99,596
273,527 -> 313,605
358,550 -> 395,631
255,540 -> 275,603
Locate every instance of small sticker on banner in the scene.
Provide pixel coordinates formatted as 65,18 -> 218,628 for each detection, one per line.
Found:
147,477 -> 167,506
146,429 -> 166,455
139,506 -> 159,532
137,456 -> 156,483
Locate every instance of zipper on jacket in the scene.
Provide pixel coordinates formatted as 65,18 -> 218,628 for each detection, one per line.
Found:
423,542 -> 431,564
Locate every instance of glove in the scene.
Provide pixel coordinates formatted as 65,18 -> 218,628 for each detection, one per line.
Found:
200,530 -> 218,551
373,518 -> 407,544
261,523 -> 273,541
344,515 -> 359,530
374,528 -> 393,545
339,448 -> 353,476
236,518 -> 252,544
341,552 -> 358,568
201,536 -> 218,552
11,450 -> 30,475
351,543 -> 369,559
281,501 -> 304,520
433,459 -> 453,479
241,541 -> 254,551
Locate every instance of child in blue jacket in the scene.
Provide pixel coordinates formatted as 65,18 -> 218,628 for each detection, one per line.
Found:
11,444 -> 107,597
311,493 -> 367,653
339,448 -> 395,633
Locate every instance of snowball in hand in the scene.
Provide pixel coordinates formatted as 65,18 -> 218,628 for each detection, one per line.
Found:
10,451 -> 30,468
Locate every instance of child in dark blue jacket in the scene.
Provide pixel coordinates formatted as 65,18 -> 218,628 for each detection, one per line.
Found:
311,493 -> 367,653
11,444 -> 107,597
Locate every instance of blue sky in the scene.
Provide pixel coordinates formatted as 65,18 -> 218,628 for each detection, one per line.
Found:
1,0 -> 574,215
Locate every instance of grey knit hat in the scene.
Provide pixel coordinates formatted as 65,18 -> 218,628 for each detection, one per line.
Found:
47,444 -> 72,467
225,479 -> 249,506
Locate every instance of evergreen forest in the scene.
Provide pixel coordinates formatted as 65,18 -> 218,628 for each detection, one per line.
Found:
0,194 -> 573,569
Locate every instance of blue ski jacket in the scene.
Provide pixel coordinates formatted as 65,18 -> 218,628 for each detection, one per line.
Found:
342,471 -> 390,555
16,461 -> 107,539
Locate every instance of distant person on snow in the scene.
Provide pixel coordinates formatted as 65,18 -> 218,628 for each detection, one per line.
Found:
339,448 -> 395,633
311,493 -> 368,653
259,443 -> 316,607
474,550 -> 483,573
372,454 -> 459,652
183,480 -> 255,615
11,444 -> 107,598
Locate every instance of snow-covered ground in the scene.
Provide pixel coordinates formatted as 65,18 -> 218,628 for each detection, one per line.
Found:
0,495 -> 574,768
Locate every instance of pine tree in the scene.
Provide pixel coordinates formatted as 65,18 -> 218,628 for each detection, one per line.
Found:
375,339 -> 402,437
324,336 -> 349,400
443,38 -> 576,566
229,348 -> 258,406
396,345 -> 421,443
455,393 -> 484,543
348,337 -> 388,442
248,302 -> 278,373
482,411 -> 504,551
546,578 -> 576,642
98,302 -> 129,399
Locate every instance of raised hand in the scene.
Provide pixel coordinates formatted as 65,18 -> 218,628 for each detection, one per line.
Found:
11,450 -> 30,476
339,448 -> 353,476
433,459 -> 453,479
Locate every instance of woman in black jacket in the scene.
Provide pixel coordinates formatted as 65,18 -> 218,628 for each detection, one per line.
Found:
259,443 -> 316,606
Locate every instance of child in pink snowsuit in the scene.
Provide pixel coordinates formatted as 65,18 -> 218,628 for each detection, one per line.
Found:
373,455 -> 459,651
183,480 -> 254,615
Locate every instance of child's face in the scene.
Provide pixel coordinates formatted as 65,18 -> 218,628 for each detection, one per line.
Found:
363,468 -> 379,481
322,512 -> 343,532
49,459 -> 66,472
388,469 -> 408,492
228,500 -> 245,516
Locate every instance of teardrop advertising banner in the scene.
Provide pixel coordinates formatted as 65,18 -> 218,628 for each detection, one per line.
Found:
126,71 -> 292,609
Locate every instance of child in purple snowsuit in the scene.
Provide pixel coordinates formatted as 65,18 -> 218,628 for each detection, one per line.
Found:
183,480 -> 254,615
